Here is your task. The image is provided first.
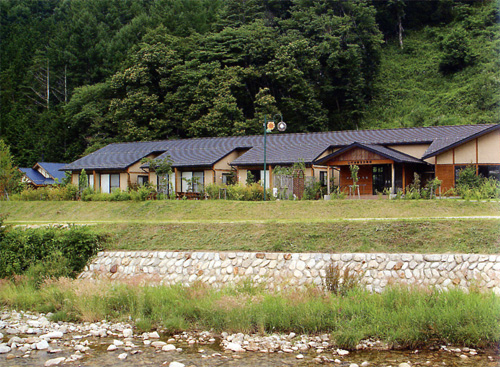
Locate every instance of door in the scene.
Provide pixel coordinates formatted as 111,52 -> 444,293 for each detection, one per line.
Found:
372,165 -> 391,194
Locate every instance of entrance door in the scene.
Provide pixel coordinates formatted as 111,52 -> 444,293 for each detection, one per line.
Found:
372,165 -> 391,194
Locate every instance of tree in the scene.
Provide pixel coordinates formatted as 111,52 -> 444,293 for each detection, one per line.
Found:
0,140 -> 21,200
142,156 -> 173,195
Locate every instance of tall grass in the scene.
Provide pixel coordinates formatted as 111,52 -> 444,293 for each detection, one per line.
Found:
1,279 -> 499,349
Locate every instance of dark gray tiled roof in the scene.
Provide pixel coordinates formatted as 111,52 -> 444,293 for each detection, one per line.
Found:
155,146 -> 241,168
63,124 -> 498,171
315,143 -> 426,165
422,124 -> 500,159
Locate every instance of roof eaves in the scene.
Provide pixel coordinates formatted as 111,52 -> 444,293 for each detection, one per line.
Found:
422,124 -> 500,159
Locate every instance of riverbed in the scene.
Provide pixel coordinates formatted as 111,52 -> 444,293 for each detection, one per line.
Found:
0,310 -> 497,367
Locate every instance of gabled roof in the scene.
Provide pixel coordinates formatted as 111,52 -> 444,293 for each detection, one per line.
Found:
314,142 -> 427,165
20,168 -> 54,185
155,146 -> 243,168
36,162 -> 66,181
62,124 -> 498,171
422,124 -> 500,159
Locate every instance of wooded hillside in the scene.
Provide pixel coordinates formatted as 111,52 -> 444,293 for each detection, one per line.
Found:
1,0 -> 498,166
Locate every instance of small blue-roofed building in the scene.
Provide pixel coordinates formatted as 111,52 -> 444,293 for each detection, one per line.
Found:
20,162 -> 67,187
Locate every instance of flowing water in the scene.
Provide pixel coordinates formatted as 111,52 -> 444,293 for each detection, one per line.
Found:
1,336 -> 498,367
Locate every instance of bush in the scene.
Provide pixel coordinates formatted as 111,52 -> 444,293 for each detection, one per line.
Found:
205,183 -> 271,201
16,184 -> 79,201
456,165 -> 500,200
0,218 -> 104,280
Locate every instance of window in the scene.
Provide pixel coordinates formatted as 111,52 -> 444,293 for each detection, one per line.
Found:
157,174 -> 171,194
137,175 -> 148,186
100,174 -> 110,193
478,165 -> 500,181
110,174 -> 120,191
319,171 -> 327,187
193,171 -> 204,192
222,172 -> 235,185
454,165 -> 468,184
88,174 -> 94,188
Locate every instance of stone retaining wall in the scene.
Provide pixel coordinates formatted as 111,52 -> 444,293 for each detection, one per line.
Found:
80,251 -> 500,293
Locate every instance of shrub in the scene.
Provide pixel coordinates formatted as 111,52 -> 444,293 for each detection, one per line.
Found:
0,221 -> 104,280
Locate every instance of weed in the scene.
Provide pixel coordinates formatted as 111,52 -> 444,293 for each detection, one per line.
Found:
323,261 -> 363,296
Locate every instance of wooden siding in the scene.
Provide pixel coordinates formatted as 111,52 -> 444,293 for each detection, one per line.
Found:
339,165 -> 373,195
435,165 -> 454,192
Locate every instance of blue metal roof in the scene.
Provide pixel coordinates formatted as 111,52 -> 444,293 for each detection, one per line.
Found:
20,168 -> 55,185
37,162 -> 67,182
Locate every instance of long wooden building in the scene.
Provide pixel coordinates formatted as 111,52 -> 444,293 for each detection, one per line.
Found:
62,124 -> 500,196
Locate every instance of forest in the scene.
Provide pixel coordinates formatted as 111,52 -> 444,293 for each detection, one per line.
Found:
1,0 -> 499,166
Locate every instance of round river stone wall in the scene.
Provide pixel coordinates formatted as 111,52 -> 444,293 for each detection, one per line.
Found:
80,251 -> 500,293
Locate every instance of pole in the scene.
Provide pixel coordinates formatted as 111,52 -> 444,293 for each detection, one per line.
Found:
263,115 -> 267,201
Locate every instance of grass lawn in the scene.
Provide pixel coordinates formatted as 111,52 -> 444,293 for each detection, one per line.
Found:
1,200 -> 499,224
101,219 -> 500,254
1,200 -> 499,254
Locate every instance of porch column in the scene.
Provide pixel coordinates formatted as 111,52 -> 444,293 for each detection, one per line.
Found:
269,165 -> 273,189
402,164 -> 406,194
174,167 -> 179,193
327,165 -> 331,195
391,163 -> 395,194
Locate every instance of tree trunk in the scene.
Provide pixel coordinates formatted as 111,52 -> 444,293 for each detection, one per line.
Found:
398,14 -> 404,49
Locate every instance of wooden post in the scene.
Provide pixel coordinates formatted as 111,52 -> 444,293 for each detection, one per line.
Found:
391,163 -> 395,194
476,138 -> 479,174
327,165 -> 331,195
269,165 -> 273,190
174,167 -> 179,193
402,164 -> 406,194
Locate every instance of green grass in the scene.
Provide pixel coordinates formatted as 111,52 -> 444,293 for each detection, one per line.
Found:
1,200 -> 499,224
2,200 -> 499,253
1,278 -> 499,349
98,219 -> 500,254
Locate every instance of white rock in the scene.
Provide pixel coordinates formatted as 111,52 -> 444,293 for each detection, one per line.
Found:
44,357 -> 66,366
361,362 -> 370,367
118,353 -> 128,360
113,340 -> 124,346
36,340 -> 49,350
0,345 -> 11,354
162,344 -> 176,352
123,329 -> 133,338
169,362 -> 185,367
226,342 -> 245,352
107,345 -> 117,351
349,364 -> 359,367
296,354 -> 304,359
151,341 -> 167,348
399,363 -> 411,367
0,333 -> 3,339
337,349 -> 349,356
41,331 -> 63,339
149,331 -> 160,339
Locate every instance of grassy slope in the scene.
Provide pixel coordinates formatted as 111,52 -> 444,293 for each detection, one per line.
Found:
1,200 -> 499,223
1,200 -> 499,254
362,10 -> 500,129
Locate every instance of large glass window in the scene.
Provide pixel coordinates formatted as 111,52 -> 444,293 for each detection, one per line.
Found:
454,165 -> 468,184
193,171 -> 204,193
478,165 -> 500,181
137,175 -> 148,186
110,174 -> 120,191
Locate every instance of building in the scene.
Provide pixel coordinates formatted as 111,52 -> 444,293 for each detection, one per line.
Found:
20,162 -> 67,188
61,124 -> 500,196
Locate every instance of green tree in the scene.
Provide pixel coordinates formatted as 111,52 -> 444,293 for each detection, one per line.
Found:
0,140 -> 21,200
